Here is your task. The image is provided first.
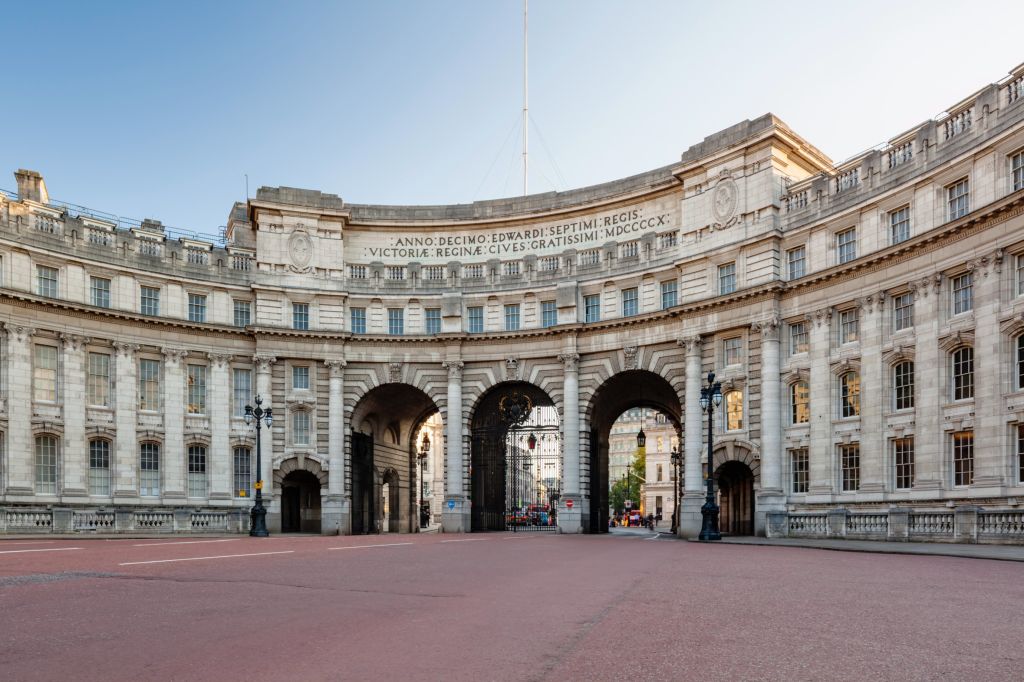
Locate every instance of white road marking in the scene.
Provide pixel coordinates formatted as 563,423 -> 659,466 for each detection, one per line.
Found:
0,547 -> 82,555
440,538 -> 488,543
328,542 -> 414,550
133,539 -> 240,547
645,533 -> 662,540
119,550 -> 294,566
0,541 -> 56,546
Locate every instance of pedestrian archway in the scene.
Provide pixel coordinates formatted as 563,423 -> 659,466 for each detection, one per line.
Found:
279,467 -> 323,533
350,383 -> 441,534
469,382 -> 560,532
586,370 -> 683,534
712,444 -> 759,536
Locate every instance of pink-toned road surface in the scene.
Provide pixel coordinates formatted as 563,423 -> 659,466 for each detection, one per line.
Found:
1,532 -> 1022,681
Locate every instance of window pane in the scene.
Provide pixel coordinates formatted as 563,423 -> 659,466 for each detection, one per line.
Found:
188,294 -> 207,323
893,437 -> 914,490
725,391 -> 743,430
34,345 -> 58,402
292,303 -> 309,330
840,372 -> 860,418
87,352 -> 111,407
952,273 -> 973,314
787,247 -> 806,279
504,304 -> 520,331
187,364 -> 207,414
90,277 -> 111,308
388,308 -> 404,335
541,301 -> 557,328
894,361 -> 915,410
467,306 -> 483,333
141,286 -> 161,316
234,447 -> 252,498
660,281 -> 678,309
947,178 -> 969,220
718,263 -> 736,294
837,229 -> 857,264
890,206 -> 910,245
350,307 -> 366,334
187,445 -> 207,497
140,443 -> 160,496
790,322 -> 809,355
622,288 -> 638,317
292,366 -> 309,390
584,295 -> 600,323
35,435 -> 58,494
233,300 -> 251,327
840,444 -> 860,491
425,308 -> 441,335
89,440 -> 111,496
952,431 -> 973,486
36,265 -> 58,298
139,359 -> 161,411
791,449 -> 809,493
293,411 -> 310,445
791,381 -> 810,424
233,368 -> 251,417
952,347 -> 974,400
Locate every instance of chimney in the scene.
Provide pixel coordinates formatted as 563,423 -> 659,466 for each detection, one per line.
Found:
14,169 -> 49,204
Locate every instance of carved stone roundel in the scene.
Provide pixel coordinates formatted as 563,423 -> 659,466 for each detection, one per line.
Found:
288,230 -> 313,269
711,176 -> 738,226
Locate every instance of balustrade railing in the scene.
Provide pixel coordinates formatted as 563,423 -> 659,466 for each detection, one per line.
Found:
74,511 -> 115,530
190,512 -> 229,531
1008,76 -> 1024,105
135,511 -> 174,530
834,168 -> 859,193
785,190 -> 809,212
978,511 -> 1024,536
847,513 -> 888,535
788,513 -> 828,535
943,108 -> 973,141
909,512 -> 954,535
887,142 -> 913,169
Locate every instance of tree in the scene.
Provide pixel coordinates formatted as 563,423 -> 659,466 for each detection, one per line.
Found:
609,451 -> 645,514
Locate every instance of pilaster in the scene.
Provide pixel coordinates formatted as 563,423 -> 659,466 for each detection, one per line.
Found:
113,342 -> 140,496
3,324 -> 35,494
59,333 -> 90,497
808,307 -> 834,496
557,351 -> 582,533
441,359 -> 467,532
970,250 -> 1004,489
678,335 -> 704,538
858,293 -> 886,494
253,355 -> 277,527
161,347 -> 188,498
324,358 -> 349,535
207,352 -> 232,501
753,316 -> 785,533
911,275 -> 943,489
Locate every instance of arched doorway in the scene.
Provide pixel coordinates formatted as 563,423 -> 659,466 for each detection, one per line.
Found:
280,470 -> 322,533
716,461 -> 755,536
350,383 -> 441,535
469,382 -> 560,532
586,370 -> 683,534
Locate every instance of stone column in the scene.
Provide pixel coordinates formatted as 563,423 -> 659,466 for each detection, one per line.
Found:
3,324 -> 35,495
253,355 -> 277,530
161,347 -> 188,499
558,352 -> 582,533
59,333 -> 90,498
324,358 -> 348,535
441,360 -> 466,532
113,342 -> 140,497
971,250 -> 1004,488
807,307 -> 834,497
678,335 -> 704,538
858,294 -> 886,495
207,353 -> 232,502
912,275 -> 942,490
755,317 -> 785,534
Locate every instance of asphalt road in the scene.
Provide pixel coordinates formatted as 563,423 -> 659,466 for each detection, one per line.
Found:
1,532 -> 1021,681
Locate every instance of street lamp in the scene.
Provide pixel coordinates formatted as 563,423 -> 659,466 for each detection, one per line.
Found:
418,432 -> 430,529
670,446 -> 682,534
698,371 -> 723,541
243,395 -> 273,537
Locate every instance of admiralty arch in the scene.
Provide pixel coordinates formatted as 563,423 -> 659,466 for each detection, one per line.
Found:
3,64 -> 1024,543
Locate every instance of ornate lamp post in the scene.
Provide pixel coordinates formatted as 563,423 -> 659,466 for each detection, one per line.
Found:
243,395 -> 273,537
418,432 -> 430,529
670,446 -> 682,534
698,371 -> 723,542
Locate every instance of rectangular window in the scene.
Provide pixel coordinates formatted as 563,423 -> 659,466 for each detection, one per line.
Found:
791,449 -> 809,494
622,288 -> 638,317
837,228 -> 857,264
952,272 -> 973,315
86,352 -> 111,407
839,309 -> 859,344
233,368 -> 251,417
89,440 -> 111,496
387,308 -> 404,335
893,437 -> 914,490
188,293 -> 207,323
893,362 -> 915,411
718,262 -> 736,294
1018,335 -> 1024,391
952,347 -> 974,401
140,443 -> 160,497
292,302 -> 309,330
35,435 -> 58,494
233,447 -> 252,498
138,358 -> 161,411
584,294 -> 600,323
1018,424 -> 1024,484
292,365 -> 309,390
141,286 -> 161,316
787,247 -> 806,280
889,206 -> 911,245
350,307 -> 366,334
947,178 -> 970,221
425,308 -> 441,335
467,306 -> 484,333
790,321 -> 809,355
36,265 -> 58,298
952,430 -> 974,487
840,444 -> 860,492
90,276 -> 111,308
504,304 -> 520,331
1017,254 -> 1024,297
1013,151 -> 1024,192
292,411 -> 311,446
541,300 -> 557,328
893,292 -> 914,332
187,364 -> 207,414
660,280 -> 678,309
724,338 -> 743,366
34,344 -> 58,402
187,445 -> 207,498
233,299 -> 251,327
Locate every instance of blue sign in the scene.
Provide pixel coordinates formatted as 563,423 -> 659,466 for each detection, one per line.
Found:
447,499 -> 456,511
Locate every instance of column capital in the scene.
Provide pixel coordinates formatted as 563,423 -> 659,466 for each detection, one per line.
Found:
59,332 -> 91,352
442,360 -> 464,380
113,342 -> 141,358
751,316 -> 782,340
206,352 -> 233,369
324,358 -> 347,377
859,291 -> 887,315
677,336 -> 702,356
558,352 -> 579,373
253,355 -> 277,373
2,323 -> 36,344
161,347 -> 189,365
808,306 -> 833,327
968,248 -> 1004,278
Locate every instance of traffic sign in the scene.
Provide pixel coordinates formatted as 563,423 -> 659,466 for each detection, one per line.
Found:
447,499 -> 456,510
624,500 -> 632,509
565,499 -> 574,509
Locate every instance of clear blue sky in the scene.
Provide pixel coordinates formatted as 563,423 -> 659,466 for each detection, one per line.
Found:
3,1 -> 1023,238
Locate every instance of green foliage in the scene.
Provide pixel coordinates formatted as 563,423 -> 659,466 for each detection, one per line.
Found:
609,451 -> 645,514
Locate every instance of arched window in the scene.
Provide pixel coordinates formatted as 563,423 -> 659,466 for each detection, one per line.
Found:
187,444 -> 207,498
1016,335 -> 1024,391
893,361 -> 915,411
791,381 -> 810,424
233,446 -> 252,498
292,410 -> 311,446
88,439 -> 111,496
34,434 -> 59,495
839,372 -> 860,418
140,442 -> 161,497
951,347 -> 974,401
725,390 -> 743,430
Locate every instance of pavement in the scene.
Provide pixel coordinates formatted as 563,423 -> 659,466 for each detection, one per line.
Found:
2,532 -> 1023,681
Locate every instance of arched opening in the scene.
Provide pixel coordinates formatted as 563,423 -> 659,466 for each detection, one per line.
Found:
281,470 -> 322,533
586,370 -> 683,534
469,381 -> 560,532
350,383 -> 441,535
715,460 -> 755,536
605,406 -> 679,532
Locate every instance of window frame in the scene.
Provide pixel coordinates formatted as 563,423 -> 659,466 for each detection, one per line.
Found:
839,443 -> 860,492
893,437 -> 914,490
951,430 -> 974,487
187,293 -> 207,323
718,262 -> 736,295
893,361 -> 915,411
892,292 -> 914,332
36,264 -> 59,298
34,434 -> 59,495
466,306 -> 484,333
187,444 -> 208,498
292,365 -> 310,391
292,302 -> 310,331
889,205 -> 911,245
789,321 -> 809,355
504,303 -> 521,331
88,438 -> 111,496
660,280 -> 678,309
138,358 -> 161,412
790,448 -> 809,494
947,177 -> 970,221
836,228 -> 857,264
951,272 -> 973,315
350,306 -> 366,334
791,381 -> 810,425
839,371 -> 861,419
424,307 -> 442,335
387,308 -> 404,336
233,299 -> 252,327
787,247 -> 806,280
584,294 -> 600,323
541,300 -> 557,328
141,285 -> 161,316
621,287 -> 639,317
90,276 -> 112,308
186,363 -> 207,415
140,442 -> 161,497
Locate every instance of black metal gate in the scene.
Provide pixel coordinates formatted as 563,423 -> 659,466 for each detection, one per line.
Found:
351,432 -> 374,534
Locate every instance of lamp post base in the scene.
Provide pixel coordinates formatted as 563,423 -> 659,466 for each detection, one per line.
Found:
698,501 -> 721,542
250,502 -> 269,537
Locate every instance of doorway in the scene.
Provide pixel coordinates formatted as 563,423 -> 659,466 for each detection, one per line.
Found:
281,469 -> 322,533
716,460 -> 754,535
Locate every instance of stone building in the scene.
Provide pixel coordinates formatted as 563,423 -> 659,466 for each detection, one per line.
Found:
3,64 -> 1024,542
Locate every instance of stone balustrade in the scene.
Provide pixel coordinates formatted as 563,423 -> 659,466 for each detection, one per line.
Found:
768,507 -> 1024,544
0,508 -> 249,534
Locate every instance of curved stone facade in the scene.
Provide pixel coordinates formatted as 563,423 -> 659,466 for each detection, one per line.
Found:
3,64 -> 1024,541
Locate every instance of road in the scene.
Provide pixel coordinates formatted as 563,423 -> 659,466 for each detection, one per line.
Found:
1,532 -> 1022,681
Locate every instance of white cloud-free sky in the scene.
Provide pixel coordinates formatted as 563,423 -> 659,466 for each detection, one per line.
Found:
3,1 -> 1022,237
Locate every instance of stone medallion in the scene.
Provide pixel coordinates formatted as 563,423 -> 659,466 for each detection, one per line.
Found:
711,174 -> 739,229
288,229 -> 313,272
